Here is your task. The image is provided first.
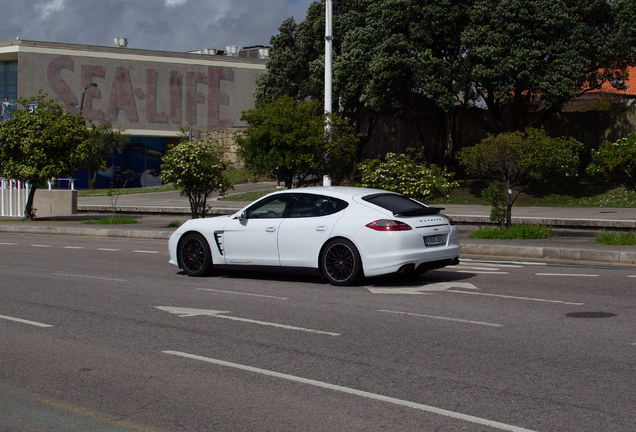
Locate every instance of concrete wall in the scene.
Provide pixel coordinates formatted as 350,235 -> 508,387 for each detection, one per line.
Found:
33,190 -> 77,217
5,41 -> 266,136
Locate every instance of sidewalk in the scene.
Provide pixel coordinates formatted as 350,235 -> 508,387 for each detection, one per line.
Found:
1,183 -> 635,266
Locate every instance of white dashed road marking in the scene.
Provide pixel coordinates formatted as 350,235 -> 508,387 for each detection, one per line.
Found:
447,290 -> 585,305
53,273 -> 126,282
379,310 -> 503,327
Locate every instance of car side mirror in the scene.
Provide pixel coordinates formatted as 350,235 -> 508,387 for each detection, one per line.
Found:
238,210 -> 247,221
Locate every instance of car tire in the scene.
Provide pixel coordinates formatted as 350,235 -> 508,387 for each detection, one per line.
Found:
178,232 -> 212,277
320,238 -> 362,286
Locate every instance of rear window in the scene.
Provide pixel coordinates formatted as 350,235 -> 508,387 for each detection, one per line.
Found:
362,193 -> 443,216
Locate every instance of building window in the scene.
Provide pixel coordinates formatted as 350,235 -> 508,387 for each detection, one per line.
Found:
0,61 -> 18,116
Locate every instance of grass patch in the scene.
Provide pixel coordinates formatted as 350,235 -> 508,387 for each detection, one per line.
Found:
78,183 -> 178,197
432,176 -> 636,208
83,217 -> 139,225
219,188 -> 279,202
166,220 -> 183,228
224,167 -> 260,183
596,230 -> 636,245
469,224 -> 551,239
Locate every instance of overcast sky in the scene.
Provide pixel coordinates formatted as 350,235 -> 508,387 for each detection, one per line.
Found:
1,0 -> 316,52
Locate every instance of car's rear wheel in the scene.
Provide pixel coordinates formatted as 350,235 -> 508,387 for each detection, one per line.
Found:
321,238 -> 362,286
179,232 -> 212,277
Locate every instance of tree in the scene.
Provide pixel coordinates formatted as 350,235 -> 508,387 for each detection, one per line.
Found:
87,119 -> 130,189
236,96 -> 358,188
160,136 -> 233,219
0,93 -> 94,220
459,128 -> 582,226
586,133 -> 636,192
259,0 -> 636,158
459,0 -> 636,133
358,150 -> 460,204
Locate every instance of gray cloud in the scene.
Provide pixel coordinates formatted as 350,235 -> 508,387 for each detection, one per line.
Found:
1,0 -> 315,51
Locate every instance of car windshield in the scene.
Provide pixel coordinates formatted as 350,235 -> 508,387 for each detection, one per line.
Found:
362,193 -> 443,216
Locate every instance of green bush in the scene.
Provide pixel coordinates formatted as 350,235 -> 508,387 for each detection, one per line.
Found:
459,128 -> 582,226
586,133 -> 636,192
358,151 -> 460,203
161,136 -> 233,218
469,224 -> 551,239
596,230 -> 636,246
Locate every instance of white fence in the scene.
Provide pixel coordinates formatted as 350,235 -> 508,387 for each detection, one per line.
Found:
1,178 -> 30,217
1,178 -> 75,217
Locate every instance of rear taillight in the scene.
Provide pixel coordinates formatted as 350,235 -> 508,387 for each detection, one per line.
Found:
442,214 -> 454,226
366,219 -> 413,231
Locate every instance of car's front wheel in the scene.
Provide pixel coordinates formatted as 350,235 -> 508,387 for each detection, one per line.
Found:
320,238 -> 362,286
179,232 -> 212,277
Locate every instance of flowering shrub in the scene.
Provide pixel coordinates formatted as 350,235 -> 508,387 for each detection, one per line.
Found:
586,134 -> 636,192
358,151 -> 460,203
161,136 -> 233,218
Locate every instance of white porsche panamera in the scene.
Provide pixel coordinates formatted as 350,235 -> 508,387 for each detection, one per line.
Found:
168,186 -> 460,286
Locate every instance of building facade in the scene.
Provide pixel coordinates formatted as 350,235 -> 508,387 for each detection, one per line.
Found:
0,39 -> 267,188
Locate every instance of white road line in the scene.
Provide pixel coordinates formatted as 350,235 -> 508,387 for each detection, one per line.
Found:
379,310 -> 503,327
53,273 -> 126,282
196,288 -> 289,300
456,266 -> 504,271
97,248 -> 120,251
132,250 -> 159,254
458,262 -> 523,268
155,306 -> 339,336
535,273 -> 598,277
31,244 -> 52,247
456,271 -> 510,275
63,246 -> 84,249
0,314 -> 52,328
164,351 -> 536,432
627,276 -> 636,278
0,242 -> 18,245
462,258 -> 547,266
447,290 -> 585,305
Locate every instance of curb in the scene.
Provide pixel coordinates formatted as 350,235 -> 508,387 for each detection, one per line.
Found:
78,205 -> 237,215
460,244 -> 636,265
0,225 -> 172,240
453,215 -> 636,229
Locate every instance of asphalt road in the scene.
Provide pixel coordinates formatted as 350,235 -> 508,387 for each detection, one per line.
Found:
1,233 -> 635,431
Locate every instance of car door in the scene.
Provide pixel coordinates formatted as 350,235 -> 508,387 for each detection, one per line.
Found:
222,194 -> 293,267
277,194 -> 347,268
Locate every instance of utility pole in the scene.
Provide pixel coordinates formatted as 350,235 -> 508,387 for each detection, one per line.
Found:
323,0 -> 333,187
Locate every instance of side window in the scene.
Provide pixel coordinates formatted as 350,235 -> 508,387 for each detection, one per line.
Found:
288,194 -> 348,218
246,195 -> 292,219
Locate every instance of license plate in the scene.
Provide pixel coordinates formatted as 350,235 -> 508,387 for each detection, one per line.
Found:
424,235 -> 445,246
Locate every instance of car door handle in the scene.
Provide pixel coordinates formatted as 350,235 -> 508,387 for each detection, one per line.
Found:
315,226 -> 328,232
265,227 -> 276,232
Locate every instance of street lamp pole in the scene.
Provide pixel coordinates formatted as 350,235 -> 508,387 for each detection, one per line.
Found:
79,83 -> 98,115
323,0 -> 333,187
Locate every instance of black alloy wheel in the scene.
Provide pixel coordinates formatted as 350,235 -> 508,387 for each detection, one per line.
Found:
179,232 -> 212,277
321,238 -> 362,286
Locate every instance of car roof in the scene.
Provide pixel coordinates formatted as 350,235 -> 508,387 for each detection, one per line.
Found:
269,186 -> 397,200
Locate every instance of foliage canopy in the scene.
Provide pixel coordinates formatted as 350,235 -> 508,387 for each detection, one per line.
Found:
586,133 -> 636,192
358,151 -> 460,204
257,0 -> 635,160
459,128 -> 582,225
0,93 -> 94,219
236,96 -> 358,188
160,137 -> 233,218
